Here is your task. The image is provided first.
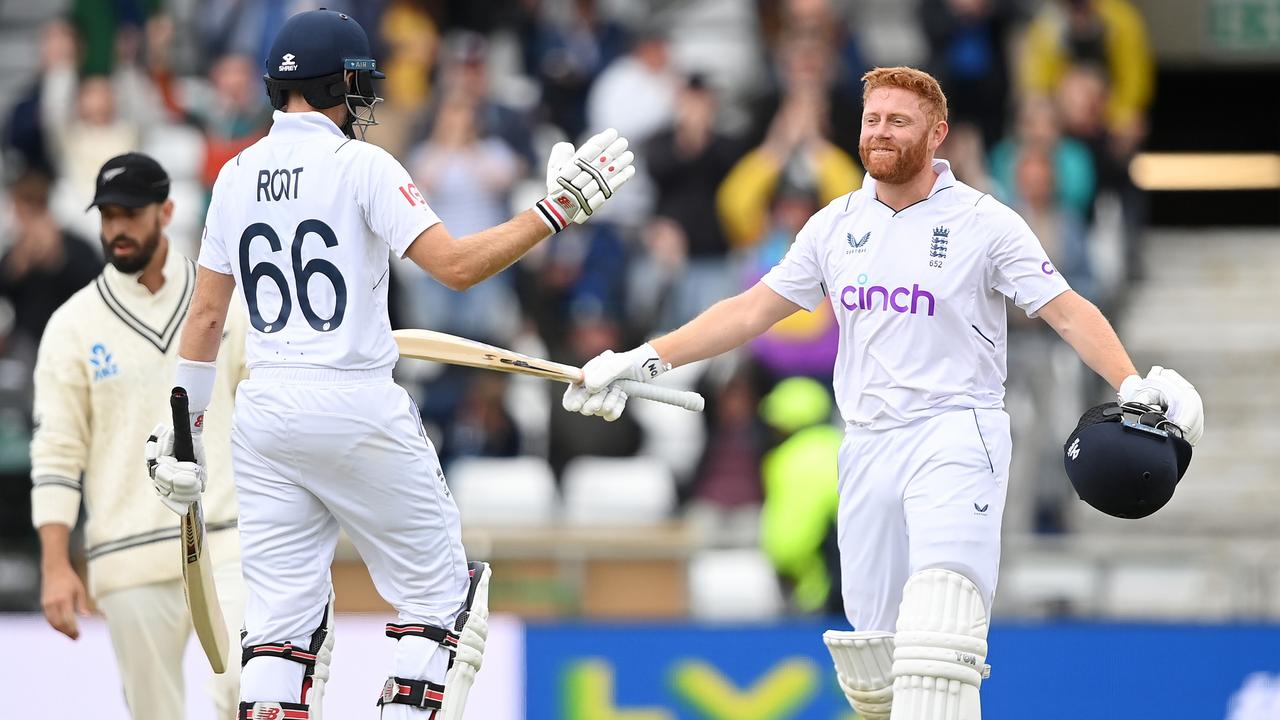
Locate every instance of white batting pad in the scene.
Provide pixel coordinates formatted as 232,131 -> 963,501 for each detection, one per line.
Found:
439,563 -> 491,720
890,569 -> 989,720
824,630 -> 896,720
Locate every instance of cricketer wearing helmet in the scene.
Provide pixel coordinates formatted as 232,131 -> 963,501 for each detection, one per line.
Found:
564,66 -> 1204,720
144,9 -> 635,720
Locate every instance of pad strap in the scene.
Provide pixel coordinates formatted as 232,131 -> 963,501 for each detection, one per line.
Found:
239,701 -> 310,719
385,622 -> 459,653
242,602 -> 332,704
378,676 -> 445,711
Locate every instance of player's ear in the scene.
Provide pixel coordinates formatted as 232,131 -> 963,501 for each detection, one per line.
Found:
931,119 -> 949,151
158,198 -> 175,228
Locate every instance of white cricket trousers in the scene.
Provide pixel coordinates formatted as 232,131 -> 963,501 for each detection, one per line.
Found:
837,407 -> 1011,632
231,368 -> 470,706
96,558 -> 245,720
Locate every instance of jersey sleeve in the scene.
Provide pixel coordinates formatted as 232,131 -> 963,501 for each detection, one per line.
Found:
28,310 -> 88,529
985,200 -> 1071,317
197,163 -> 234,274
761,213 -> 828,312
358,146 -> 441,258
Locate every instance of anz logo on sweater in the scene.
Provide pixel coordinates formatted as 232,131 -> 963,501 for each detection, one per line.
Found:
90,343 -> 119,382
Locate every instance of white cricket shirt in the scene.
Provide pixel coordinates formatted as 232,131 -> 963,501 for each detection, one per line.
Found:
199,111 -> 440,371
762,159 -> 1071,429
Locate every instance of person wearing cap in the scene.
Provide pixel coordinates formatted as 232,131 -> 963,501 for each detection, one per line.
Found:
30,152 -> 248,719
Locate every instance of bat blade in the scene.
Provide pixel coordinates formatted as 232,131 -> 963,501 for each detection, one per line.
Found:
393,328 -> 583,383
172,388 -> 229,674
394,329 -> 707,412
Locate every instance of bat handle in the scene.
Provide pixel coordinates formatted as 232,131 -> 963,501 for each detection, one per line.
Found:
170,387 -> 196,463
615,379 -> 705,412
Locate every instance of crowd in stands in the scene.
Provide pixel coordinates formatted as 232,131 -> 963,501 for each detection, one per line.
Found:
0,0 -> 1155,614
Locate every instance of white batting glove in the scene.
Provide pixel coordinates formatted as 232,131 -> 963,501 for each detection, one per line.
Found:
561,343 -> 669,421
533,128 -> 636,233
145,423 -> 207,515
1118,366 -> 1204,446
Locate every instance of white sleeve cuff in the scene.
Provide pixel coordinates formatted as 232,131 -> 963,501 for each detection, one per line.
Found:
174,357 -> 218,414
31,481 -> 82,529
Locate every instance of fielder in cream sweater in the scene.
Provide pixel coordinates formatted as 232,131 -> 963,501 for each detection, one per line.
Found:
30,153 -> 247,720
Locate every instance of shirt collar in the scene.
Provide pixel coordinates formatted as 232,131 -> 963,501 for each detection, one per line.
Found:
861,158 -> 956,205
268,110 -> 346,139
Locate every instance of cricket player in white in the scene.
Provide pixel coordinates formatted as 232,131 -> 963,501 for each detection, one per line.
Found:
564,67 -> 1205,720
33,152 -> 248,719
143,9 -> 634,720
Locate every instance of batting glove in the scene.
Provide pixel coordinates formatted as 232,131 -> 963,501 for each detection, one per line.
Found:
562,343 -> 670,421
145,423 -> 207,515
533,128 -> 636,233
1118,366 -> 1204,446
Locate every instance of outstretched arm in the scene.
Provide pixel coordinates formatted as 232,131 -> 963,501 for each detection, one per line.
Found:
1037,290 -> 1137,391
1039,289 -> 1204,445
563,282 -> 803,421
651,282 -> 804,369
403,128 -> 635,291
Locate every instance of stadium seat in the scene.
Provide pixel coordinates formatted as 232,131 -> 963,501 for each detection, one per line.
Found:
688,548 -> 784,620
448,456 -> 558,526
997,553 -> 1101,617
561,456 -> 676,526
1102,558 -> 1238,620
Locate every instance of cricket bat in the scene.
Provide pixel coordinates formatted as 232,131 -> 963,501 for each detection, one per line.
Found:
393,329 -> 705,412
171,387 -> 229,674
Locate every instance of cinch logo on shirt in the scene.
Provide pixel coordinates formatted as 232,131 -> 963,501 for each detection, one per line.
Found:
837,275 -> 936,316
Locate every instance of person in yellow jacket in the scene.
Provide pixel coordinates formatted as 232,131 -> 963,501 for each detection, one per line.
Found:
758,376 -> 844,615
1020,0 -> 1154,139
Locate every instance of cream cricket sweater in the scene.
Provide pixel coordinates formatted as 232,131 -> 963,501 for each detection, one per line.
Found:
30,247 -> 248,599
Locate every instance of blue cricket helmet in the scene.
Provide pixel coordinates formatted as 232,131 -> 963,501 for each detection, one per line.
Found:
1063,402 -> 1193,519
263,8 -> 383,137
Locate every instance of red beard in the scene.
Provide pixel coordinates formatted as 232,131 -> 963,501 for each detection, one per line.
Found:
859,133 -> 930,184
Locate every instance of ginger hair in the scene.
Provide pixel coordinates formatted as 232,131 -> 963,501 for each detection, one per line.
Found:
861,66 -> 949,125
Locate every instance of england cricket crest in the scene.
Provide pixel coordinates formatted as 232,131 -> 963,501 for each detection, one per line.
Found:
929,226 -> 949,268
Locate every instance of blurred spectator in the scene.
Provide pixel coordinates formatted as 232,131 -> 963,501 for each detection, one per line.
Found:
169,54 -> 273,190
741,180 -> 840,382
1010,146 -> 1096,303
1054,62 -> 1146,280
70,0 -> 155,76
585,26 -> 676,149
0,171 -> 102,355
718,84 -> 856,380
546,312 -> 642,479
684,367 -> 766,541
520,0 -> 628,140
406,92 -> 523,344
1004,145 -> 1094,533
989,96 -> 1096,218
747,32 -> 862,161
633,74 -> 741,331
920,0 -> 1019,149
39,20 -> 160,241
1021,0 -> 1154,148
411,30 -> 536,168
375,0 -> 440,157
719,79 -> 860,251
936,121 -> 992,191
438,371 -> 522,469
758,376 -> 842,615
199,0 -> 316,68
583,24 -> 676,229
762,0 -> 867,97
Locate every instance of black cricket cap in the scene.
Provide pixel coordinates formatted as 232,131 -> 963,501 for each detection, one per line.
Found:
87,152 -> 170,210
